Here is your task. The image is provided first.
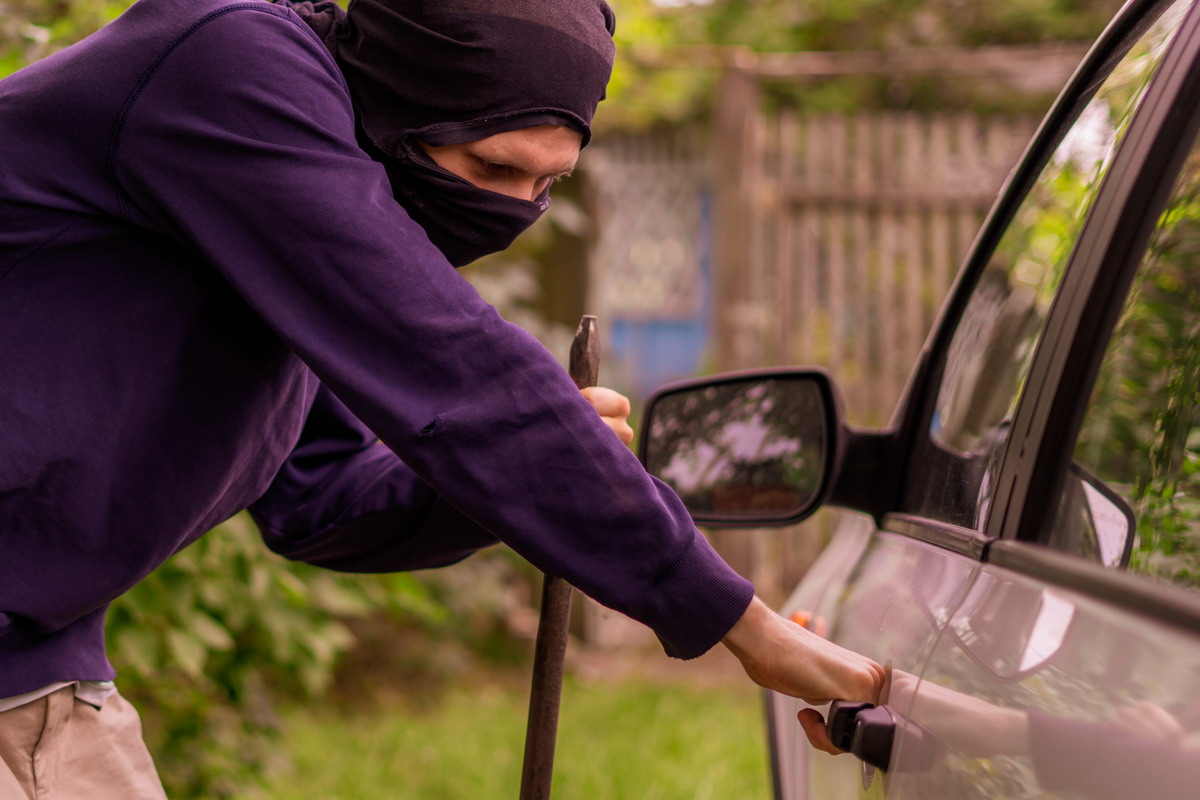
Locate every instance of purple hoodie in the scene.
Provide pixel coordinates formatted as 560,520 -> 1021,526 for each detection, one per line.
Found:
0,0 -> 753,697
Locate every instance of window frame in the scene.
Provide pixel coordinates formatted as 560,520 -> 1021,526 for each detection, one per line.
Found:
959,0 -> 1200,632
986,0 -> 1200,551
889,0 -> 1183,533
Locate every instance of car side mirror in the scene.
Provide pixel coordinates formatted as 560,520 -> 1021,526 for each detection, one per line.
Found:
639,369 -> 841,526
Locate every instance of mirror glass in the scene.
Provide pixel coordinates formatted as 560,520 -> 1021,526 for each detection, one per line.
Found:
643,376 -> 829,521
1081,479 -> 1133,568
1049,463 -> 1136,568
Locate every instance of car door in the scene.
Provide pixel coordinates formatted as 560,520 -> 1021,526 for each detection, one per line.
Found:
765,1 -> 1199,797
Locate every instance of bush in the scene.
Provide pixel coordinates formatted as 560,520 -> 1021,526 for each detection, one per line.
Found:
106,514 -> 448,798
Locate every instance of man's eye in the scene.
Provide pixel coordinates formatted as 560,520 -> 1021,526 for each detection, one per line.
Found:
478,159 -> 514,175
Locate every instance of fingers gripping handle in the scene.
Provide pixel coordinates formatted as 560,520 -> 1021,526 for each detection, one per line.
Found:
827,701 -> 894,770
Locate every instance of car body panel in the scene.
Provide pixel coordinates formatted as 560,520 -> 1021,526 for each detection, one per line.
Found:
893,562 -> 1200,799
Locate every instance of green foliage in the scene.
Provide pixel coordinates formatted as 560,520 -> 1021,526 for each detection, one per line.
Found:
106,514 -> 449,797
601,0 -> 1123,128
0,0 -> 129,71
0,0 -> 1123,129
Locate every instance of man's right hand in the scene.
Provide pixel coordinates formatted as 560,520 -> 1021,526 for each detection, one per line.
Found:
721,596 -> 885,754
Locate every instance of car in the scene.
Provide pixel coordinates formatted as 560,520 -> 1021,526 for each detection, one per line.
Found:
639,0 -> 1200,797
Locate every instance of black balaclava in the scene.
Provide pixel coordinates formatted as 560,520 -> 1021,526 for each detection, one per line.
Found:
288,0 -> 617,266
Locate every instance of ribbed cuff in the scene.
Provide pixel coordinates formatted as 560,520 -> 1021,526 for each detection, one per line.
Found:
643,530 -> 755,660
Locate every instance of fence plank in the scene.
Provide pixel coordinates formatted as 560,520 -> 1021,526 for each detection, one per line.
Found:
826,113 -> 848,387
796,114 -> 819,362
776,111 -> 797,364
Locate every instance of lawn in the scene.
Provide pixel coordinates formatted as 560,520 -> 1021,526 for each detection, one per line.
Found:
253,675 -> 770,799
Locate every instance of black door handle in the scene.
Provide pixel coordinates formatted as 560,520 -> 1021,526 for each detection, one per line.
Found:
825,701 -> 942,773
826,700 -> 874,752
850,705 -> 895,771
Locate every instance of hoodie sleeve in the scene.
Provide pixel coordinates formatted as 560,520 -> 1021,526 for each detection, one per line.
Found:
249,384 -> 499,572
111,4 -> 753,658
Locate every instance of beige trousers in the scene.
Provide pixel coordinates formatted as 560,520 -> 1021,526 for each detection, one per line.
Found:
0,687 -> 166,800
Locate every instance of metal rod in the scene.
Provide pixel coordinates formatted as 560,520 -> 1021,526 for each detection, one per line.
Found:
519,315 -> 599,800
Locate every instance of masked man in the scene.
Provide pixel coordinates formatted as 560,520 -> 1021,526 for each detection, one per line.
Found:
0,0 -> 882,794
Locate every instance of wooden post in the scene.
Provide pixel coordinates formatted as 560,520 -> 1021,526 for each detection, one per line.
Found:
713,51 -> 762,372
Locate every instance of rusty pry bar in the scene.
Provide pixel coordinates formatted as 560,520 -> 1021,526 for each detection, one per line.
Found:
519,315 -> 599,800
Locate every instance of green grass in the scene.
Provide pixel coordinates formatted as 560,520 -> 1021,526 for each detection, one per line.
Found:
252,677 -> 770,800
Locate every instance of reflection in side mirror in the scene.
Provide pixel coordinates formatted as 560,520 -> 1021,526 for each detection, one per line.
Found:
1078,469 -> 1136,568
640,370 -> 840,526
1052,463 -> 1136,569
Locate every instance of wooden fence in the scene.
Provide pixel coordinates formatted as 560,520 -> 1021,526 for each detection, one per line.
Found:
586,111 -> 1036,425
726,109 -> 1036,425
704,45 -> 1085,424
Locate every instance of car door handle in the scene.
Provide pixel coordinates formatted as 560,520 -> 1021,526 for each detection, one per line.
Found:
827,702 -> 895,770
850,705 -> 896,771
827,699 -> 874,751
826,701 -> 942,772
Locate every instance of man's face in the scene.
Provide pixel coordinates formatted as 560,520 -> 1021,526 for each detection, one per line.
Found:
417,125 -> 582,202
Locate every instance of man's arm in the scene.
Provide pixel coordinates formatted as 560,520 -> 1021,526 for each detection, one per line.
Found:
113,6 -> 752,659
250,384 -> 630,571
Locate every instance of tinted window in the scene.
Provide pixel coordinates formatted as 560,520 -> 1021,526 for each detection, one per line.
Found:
1067,131 -> 1200,587
905,2 -> 1187,528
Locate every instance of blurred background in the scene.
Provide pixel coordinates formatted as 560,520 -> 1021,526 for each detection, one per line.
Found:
0,0 -> 1123,796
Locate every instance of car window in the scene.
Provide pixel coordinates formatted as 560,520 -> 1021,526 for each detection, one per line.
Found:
905,1 -> 1188,529
1064,131 -> 1200,586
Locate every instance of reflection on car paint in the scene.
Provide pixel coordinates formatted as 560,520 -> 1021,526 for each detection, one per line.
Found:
890,566 -> 1200,799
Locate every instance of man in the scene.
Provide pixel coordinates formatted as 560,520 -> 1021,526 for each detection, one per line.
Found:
0,0 -> 881,794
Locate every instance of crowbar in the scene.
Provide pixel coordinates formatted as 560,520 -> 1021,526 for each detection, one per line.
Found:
519,314 -> 599,800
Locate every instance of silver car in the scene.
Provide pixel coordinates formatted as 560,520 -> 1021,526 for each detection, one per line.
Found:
641,0 -> 1200,796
